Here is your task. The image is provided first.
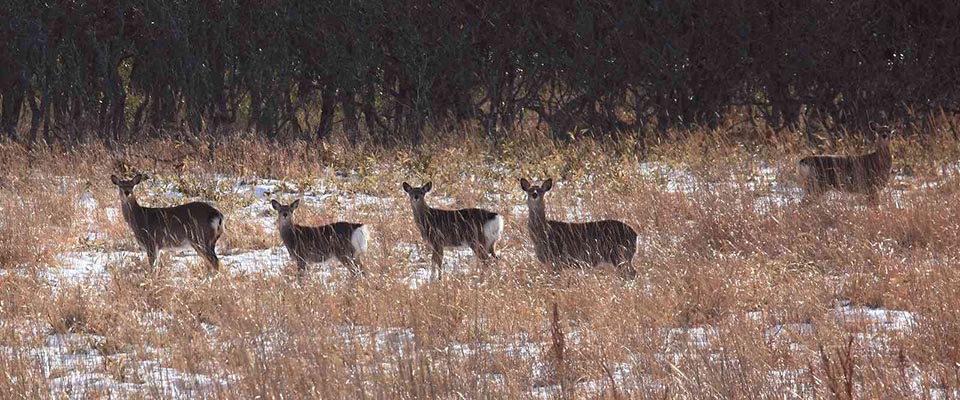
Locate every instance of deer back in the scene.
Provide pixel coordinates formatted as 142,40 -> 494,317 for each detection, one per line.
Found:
280,222 -> 361,263
125,201 -> 223,249
799,146 -> 891,192
532,218 -> 637,266
415,207 -> 498,248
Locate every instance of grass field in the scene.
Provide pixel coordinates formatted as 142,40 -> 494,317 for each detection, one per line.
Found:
2,129 -> 960,398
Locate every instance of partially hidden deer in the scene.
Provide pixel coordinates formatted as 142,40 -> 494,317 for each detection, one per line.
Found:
798,129 -> 893,204
520,178 -> 637,279
110,173 -> 223,273
271,199 -> 369,277
402,182 -> 504,280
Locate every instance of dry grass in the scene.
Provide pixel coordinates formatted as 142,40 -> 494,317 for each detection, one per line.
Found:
1,128 -> 960,398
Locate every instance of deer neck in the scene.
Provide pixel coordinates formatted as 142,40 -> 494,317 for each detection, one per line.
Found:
527,203 -> 549,236
277,218 -> 296,242
119,196 -> 142,224
879,141 -> 892,161
411,201 -> 430,228
277,218 -> 294,232
874,141 -> 893,169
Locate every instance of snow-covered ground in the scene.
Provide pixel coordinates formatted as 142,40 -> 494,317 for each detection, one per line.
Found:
10,162 -> 935,398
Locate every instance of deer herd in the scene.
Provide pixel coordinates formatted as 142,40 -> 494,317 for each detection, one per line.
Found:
109,130 -> 894,280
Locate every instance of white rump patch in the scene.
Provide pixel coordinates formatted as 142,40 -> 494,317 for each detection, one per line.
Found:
482,215 -> 504,248
351,225 -> 370,254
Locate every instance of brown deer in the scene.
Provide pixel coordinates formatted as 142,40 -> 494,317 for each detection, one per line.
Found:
520,178 -> 637,279
110,173 -> 223,273
798,129 -> 893,204
402,182 -> 504,280
271,199 -> 369,277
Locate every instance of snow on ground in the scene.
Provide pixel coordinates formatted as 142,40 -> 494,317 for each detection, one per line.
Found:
50,251 -> 142,289
395,242 -> 485,289
19,163 -> 936,398
3,332 -> 229,398
638,162 -> 701,194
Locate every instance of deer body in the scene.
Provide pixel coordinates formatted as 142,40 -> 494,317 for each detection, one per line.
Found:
798,133 -> 892,203
403,182 -> 504,280
111,174 -> 223,273
521,178 -> 637,278
272,200 -> 368,276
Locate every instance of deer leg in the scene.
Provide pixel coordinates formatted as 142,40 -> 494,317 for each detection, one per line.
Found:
800,187 -> 823,206
338,255 -> 364,277
471,243 -> 491,260
470,243 -> 492,274
618,259 -> 637,280
204,245 -> 220,274
430,246 -> 444,281
145,246 -> 158,269
798,175 -> 823,206
865,189 -> 881,207
353,258 -> 366,277
550,259 -> 563,275
192,244 -> 219,276
296,258 -> 308,280
488,241 -> 500,259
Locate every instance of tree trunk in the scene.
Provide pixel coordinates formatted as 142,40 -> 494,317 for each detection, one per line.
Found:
316,85 -> 336,141
1,88 -> 24,140
341,91 -> 360,144
28,95 -> 41,144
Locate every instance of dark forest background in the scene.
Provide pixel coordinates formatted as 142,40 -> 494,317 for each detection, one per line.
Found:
2,0 -> 960,145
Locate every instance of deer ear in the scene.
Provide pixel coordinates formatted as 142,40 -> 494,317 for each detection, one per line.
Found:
132,173 -> 143,185
423,182 -> 432,192
290,199 -> 300,210
110,175 -> 121,186
520,178 -> 531,192
271,199 -> 281,211
542,178 -> 553,192
402,182 -> 413,193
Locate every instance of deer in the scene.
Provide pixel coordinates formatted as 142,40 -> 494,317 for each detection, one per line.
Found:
271,199 -> 369,277
520,178 -> 637,279
110,173 -> 223,274
797,128 -> 893,205
402,182 -> 504,280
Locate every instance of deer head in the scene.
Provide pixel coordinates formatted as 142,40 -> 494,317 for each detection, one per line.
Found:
271,199 -> 300,224
402,181 -> 432,209
520,178 -> 553,213
110,173 -> 144,200
869,122 -> 895,149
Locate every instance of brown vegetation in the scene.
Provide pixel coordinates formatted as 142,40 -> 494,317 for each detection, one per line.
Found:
0,127 -> 959,398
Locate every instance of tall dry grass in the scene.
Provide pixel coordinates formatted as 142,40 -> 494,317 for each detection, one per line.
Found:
0,128 -> 959,398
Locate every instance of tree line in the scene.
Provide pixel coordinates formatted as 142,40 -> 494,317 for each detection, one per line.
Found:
2,0 -> 959,144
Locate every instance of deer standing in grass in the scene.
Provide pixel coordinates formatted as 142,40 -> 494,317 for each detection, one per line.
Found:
798,129 -> 893,205
271,199 -> 369,277
520,178 -> 637,279
110,174 -> 223,273
402,182 -> 504,280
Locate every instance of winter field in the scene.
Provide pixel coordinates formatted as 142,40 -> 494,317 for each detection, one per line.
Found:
2,132 -> 960,398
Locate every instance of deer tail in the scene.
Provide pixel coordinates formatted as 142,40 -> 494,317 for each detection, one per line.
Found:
351,225 -> 370,254
483,215 -> 505,249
